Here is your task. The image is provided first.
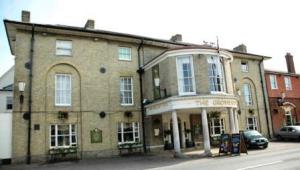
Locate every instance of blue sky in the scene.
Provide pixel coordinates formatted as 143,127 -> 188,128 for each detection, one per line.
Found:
1,0 -> 300,76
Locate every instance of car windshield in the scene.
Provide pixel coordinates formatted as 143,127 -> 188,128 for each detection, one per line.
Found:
244,130 -> 262,137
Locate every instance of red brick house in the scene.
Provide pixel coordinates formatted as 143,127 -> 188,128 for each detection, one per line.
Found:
265,53 -> 300,133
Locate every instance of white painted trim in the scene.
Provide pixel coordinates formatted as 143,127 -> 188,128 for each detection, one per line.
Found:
143,48 -> 233,71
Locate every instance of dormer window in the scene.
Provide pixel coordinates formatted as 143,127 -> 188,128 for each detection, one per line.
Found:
207,56 -> 226,93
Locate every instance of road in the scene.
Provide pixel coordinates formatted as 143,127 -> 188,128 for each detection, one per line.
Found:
2,141 -> 300,170
150,141 -> 300,170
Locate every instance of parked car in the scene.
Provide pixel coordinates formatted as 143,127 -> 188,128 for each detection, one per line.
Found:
242,130 -> 269,149
276,126 -> 300,141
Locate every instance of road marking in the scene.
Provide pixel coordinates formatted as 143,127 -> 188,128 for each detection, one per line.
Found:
237,160 -> 283,170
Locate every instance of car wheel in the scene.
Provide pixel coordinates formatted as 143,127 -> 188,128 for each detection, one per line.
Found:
263,145 -> 268,149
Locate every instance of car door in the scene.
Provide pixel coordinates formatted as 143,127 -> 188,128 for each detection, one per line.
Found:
287,127 -> 297,139
279,127 -> 288,138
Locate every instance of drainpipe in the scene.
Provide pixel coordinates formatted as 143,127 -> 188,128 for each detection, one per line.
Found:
258,58 -> 271,138
27,24 -> 35,164
137,39 -> 147,153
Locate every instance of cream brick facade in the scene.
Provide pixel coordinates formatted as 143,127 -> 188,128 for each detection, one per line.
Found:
4,16 -> 271,163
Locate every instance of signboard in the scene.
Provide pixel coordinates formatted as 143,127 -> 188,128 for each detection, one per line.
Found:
231,134 -> 241,154
90,128 -> 102,143
219,134 -> 230,154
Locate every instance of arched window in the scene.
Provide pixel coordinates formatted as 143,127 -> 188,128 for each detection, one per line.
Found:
207,56 -> 225,93
243,83 -> 253,106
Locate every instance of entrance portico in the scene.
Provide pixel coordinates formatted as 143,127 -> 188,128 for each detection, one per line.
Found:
145,95 -> 238,156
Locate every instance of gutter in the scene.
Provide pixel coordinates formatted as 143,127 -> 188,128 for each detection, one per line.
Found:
258,58 -> 272,138
137,39 -> 147,153
27,24 -> 35,164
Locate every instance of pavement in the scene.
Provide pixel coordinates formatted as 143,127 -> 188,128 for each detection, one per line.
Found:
1,141 -> 300,170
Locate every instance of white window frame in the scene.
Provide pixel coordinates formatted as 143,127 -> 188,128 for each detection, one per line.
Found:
247,117 -> 258,130
270,75 -> 278,89
6,96 -> 13,110
56,40 -> 72,56
241,61 -> 249,72
120,77 -> 134,106
176,55 -> 196,96
49,124 -> 77,149
118,122 -> 140,144
284,76 -> 292,90
210,118 -> 225,136
207,56 -> 226,94
118,47 -> 132,61
243,83 -> 253,106
55,74 -> 72,106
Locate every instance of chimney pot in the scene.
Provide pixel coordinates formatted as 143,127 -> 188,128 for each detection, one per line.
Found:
170,34 -> 182,42
84,19 -> 95,29
21,10 -> 30,22
285,52 -> 295,73
233,44 -> 247,53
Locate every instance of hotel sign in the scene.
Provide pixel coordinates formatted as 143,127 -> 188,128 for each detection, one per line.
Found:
146,97 -> 238,115
197,99 -> 237,108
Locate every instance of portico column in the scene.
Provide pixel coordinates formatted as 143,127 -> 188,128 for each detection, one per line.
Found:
201,108 -> 212,156
234,109 -> 239,133
171,110 -> 181,157
229,108 -> 236,133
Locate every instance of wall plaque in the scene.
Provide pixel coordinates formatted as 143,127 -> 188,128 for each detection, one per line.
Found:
90,128 -> 102,143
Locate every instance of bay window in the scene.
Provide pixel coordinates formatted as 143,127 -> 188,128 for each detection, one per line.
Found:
207,56 -> 225,93
176,55 -> 196,95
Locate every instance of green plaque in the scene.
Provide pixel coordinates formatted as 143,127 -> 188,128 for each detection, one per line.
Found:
90,128 -> 102,143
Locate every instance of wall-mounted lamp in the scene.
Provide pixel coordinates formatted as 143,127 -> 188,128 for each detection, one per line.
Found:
18,81 -> 26,104
154,77 -> 160,87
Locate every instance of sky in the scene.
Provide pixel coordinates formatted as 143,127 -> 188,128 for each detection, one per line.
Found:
0,0 -> 300,76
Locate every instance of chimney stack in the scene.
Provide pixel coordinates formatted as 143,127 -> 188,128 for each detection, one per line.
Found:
170,34 -> 182,42
233,44 -> 247,53
285,52 -> 295,73
84,19 -> 95,29
21,10 -> 30,22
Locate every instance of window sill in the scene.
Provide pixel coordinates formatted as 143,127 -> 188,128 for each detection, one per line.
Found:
118,59 -> 132,61
55,104 -> 72,107
178,92 -> 196,96
210,91 -> 228,95
121,104 -> 134,106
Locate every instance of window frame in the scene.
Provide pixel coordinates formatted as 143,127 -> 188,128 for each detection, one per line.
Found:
118,122 -> 140,144
247,117 -> 258,130
120,77 -> 134,106
118,47 -> 132,61
207,55 -> 226,94
269,75 -> 278,89
210,118 -> 225,136
176,55 -> 196,96
6,96 -> 13,110
243,83 -> 253,106
55,74 -> 72,106
56,40 -> 72,56
284,76 -> 292,90
49,124 -> 77,149
285,111 -> 293,126
241,61 -> 249,72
